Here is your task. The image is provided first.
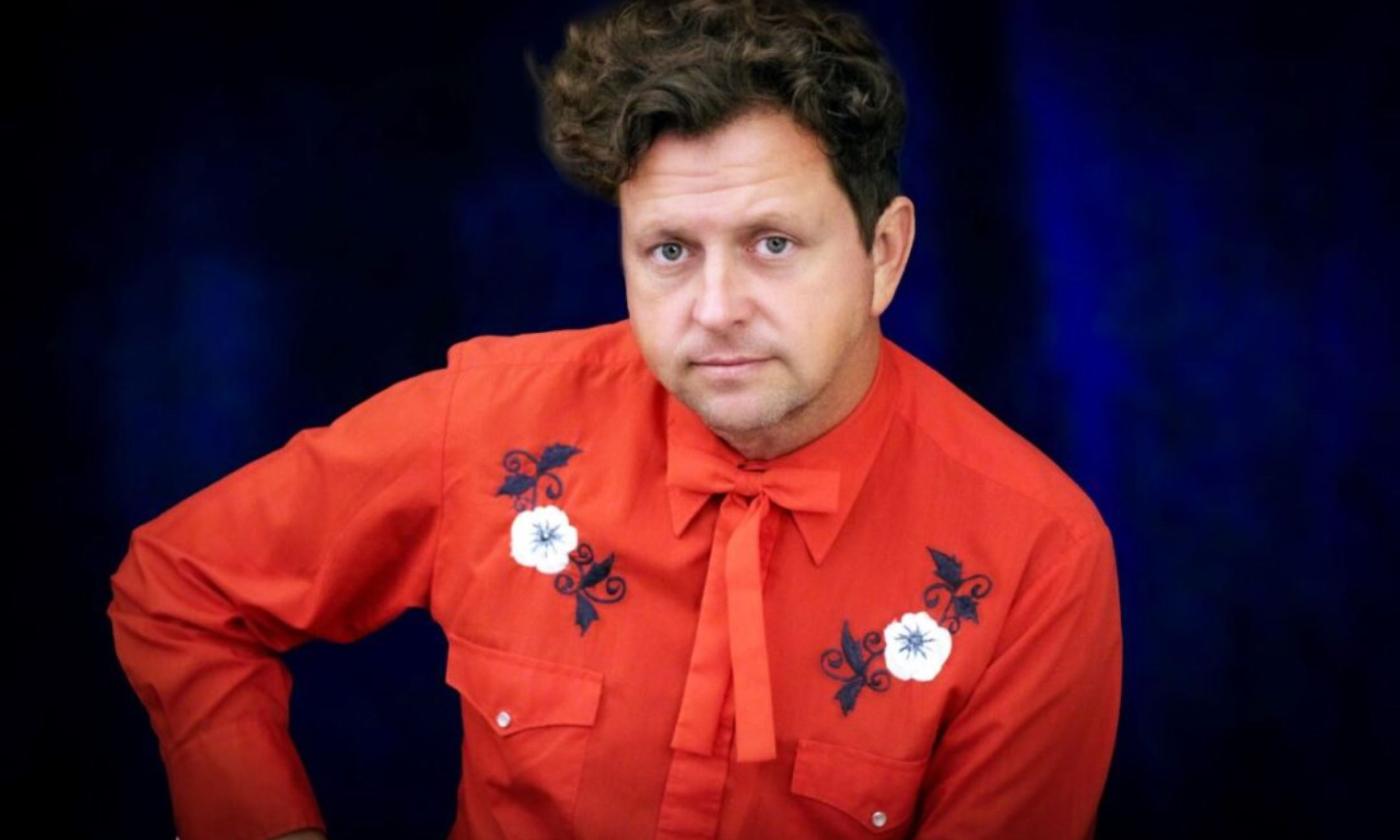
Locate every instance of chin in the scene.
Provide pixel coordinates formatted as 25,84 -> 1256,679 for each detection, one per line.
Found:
687,389 -> 799,437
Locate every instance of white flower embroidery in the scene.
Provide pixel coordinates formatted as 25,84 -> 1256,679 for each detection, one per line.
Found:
509,505 -> 578,574
882,611 -> 953,682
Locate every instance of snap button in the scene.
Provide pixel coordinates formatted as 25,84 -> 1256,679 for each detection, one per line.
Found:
495,710 -> 512,729
870,810 -> 888,828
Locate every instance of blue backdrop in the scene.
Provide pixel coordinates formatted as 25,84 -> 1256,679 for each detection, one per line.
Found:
17,1 -> 1396,836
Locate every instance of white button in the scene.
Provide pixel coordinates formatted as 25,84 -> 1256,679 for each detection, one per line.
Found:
871,810 -> 888,828
495,710 -> 512,729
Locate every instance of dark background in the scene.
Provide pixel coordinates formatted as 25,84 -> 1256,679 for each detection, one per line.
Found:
13,0 -> 1397,836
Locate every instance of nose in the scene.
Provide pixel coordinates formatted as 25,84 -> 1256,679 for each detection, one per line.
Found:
691,251 -> 751,330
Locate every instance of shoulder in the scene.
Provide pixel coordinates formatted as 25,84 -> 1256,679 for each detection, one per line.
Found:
886,339 -> 1108,544
445,319 -> 645,373
440,320 -> 659,421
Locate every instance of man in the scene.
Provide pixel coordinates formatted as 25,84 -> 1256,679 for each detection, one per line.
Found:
109,1 -> 1122,838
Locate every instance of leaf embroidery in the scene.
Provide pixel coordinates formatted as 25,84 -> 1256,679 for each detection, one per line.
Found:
553,544 -> 627,635
497,473 -> 536,498
932,549 -> 963,587
820,621 -> 890,715
497,443 -> 626,634
497,444 -> 580,511
923,548 -> 993,634
821,546 -> 994,716
537,443 -> 582,472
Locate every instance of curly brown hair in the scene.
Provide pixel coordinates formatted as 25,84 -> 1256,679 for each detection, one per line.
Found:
529,0 -> 906,250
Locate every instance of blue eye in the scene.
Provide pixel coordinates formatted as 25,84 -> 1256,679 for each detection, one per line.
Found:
760,236 -> 792,255
653,242 -> 685,263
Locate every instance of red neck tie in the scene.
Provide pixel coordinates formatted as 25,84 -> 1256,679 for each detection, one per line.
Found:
667,446 -> 840,763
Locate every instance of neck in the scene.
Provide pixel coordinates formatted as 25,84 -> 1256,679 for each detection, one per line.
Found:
717,327 -> 882,461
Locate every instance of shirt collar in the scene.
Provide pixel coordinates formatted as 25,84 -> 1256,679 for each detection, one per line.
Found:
664,338 -> 902,566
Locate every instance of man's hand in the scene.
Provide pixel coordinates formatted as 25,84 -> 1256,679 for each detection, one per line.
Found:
270,832 -> 327,840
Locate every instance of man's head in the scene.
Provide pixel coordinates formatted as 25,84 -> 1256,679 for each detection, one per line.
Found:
533,0 -> 914,457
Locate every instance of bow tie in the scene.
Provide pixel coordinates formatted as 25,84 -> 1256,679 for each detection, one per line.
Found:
666,445 -> 840,763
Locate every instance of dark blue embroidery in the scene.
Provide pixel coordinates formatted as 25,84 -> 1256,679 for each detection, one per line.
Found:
891,622 -> 936,660
820,620 -> 891,715
820,547 -> 995,716
496,442 -> 627,634
553,543 -> 627,635
923,548 -> 994,634
497,444 -> 582,511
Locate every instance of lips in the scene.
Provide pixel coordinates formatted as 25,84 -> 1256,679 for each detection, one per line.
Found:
693,356 -> 766,366
689,356 -> 770,384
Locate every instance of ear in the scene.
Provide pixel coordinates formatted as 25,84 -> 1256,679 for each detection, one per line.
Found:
869,196 -> 915,317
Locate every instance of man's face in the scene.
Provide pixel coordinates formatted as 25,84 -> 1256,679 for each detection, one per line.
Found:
619,107 -> 884,452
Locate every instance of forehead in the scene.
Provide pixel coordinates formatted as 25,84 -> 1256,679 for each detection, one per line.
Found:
618,108 -> 841,234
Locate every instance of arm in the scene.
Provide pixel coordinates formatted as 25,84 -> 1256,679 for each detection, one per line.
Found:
108,357 -> 460,840
914,523 -> 1123,839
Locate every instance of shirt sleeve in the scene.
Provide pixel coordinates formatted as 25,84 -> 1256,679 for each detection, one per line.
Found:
107,355 -> 461,840
913,522 -> 1123,840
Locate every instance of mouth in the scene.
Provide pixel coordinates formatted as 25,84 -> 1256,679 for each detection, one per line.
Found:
693,356 -> 767,367
689,356 -> 771,379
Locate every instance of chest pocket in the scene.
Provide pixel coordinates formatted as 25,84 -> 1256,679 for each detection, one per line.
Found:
790,738 -> 931,835
445,632 -> 603,837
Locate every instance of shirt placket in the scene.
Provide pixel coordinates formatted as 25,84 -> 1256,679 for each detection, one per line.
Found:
654,687 -> 737,838
655,510 -> 781,838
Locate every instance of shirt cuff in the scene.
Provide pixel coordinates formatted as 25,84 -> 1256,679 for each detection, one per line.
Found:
162,717 -> 325,840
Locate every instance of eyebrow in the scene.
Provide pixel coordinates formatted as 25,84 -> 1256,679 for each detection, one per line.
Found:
632,211 -> 809,242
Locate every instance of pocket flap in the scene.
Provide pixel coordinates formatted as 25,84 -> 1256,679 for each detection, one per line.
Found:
790,738 -> 930,833
444,633 -> 603,735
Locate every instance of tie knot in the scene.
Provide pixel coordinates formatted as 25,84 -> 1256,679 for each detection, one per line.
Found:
667,445 -> 840,518
733,463 -> 766,498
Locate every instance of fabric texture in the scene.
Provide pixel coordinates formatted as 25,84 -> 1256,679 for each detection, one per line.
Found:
108,319 -> 1122,839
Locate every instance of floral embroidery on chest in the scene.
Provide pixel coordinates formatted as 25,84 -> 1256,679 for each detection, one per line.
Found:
495,444 -> 627,634
820,548 -> 994,715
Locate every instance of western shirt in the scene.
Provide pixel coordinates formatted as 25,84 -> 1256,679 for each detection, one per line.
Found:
108,319 -> 1122,840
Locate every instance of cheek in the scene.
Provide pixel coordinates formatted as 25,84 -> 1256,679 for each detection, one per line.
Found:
780,267 -> 868,382
626,285 -> 687,372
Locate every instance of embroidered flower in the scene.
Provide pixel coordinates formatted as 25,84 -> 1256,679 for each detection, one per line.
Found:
509,505 -> 578,574
882,611 -> 952,682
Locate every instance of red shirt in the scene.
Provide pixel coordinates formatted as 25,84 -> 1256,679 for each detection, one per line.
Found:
109,320 -> 1122,840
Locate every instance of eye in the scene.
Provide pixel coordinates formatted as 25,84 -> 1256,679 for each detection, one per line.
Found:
651,242 -> 687,264
758,235 -> 792,256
